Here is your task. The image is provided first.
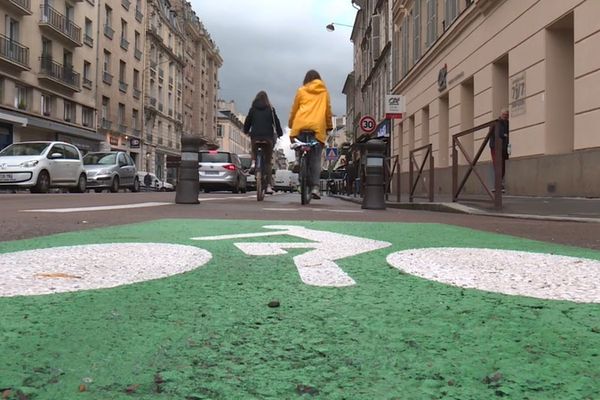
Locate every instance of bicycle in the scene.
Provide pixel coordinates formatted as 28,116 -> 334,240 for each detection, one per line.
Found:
254,140 -> 271,201
290,131 -> 320,205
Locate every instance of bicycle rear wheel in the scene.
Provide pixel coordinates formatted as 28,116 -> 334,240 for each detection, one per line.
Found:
300,155 -> 311,205
256,150 -> 265,201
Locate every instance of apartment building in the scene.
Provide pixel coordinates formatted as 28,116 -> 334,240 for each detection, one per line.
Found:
216,99 -> 250,155
173,0 -> 222,148
390,0 -> 600,197
96,0 -> 145,166
0,0 -> 102,151
143,0 -> 184,181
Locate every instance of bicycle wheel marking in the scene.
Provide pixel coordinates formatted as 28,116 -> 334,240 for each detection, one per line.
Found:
193,225 -> 392,287
386,247 -> 600,303
0,243 -> 211,297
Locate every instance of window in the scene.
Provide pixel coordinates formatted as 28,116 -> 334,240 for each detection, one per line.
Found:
444,0 -> 458,28
132,109 -> 139,130
426,0 -> 438,47
121,19 -> 128,46
14,85 -> 28,110
82,107 -> 94,127
105,5 -> 112,28
63,144 -> 79,160
102,97 -> 110,120
402,21 -> 409,76
64,100 -> 74,122
83,61 -> 92,87
41,94 -> 52,116
133,69 -> 140,90
118,103 -> 126,125
84,18 -> 93,46
119,60 -> 126,81
134,31 -> 140,50
103,50 -> 111,72
413,0 -> 421,63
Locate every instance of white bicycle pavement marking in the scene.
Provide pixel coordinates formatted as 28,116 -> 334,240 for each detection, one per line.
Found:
386,247 -> 600,303
0,243 -> 211,297
192,225 -> 391,287
20,202 -> 172,213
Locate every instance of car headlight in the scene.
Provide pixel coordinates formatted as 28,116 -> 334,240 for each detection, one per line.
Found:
98,169 -> 112,175
20,160 -> 39,168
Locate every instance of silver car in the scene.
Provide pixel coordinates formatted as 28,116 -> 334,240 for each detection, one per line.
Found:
83,151 -> 139,193
198,150 -> 247,193
0,141 -> 87,193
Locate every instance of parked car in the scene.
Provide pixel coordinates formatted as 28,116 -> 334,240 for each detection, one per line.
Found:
273,169 -> 298,192
198,150 -> 247,193
83,151 -> 139,193
0,141 -> 87,193
135,172 -> 173,191
238,153 -> 254,190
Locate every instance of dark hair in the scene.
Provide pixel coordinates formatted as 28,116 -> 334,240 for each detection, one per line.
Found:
252,91 -> 271,108
303,70 -> 321,85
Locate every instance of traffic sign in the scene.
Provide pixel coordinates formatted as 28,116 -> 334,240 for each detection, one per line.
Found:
325,147 -> 338,161
359,115 -> 376,133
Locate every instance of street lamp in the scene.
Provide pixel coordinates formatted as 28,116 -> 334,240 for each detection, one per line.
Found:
326,22 -> 354,32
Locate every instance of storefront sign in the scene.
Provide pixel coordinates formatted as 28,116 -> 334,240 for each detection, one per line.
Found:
109,136 -> 119,146
375,119 -> 391,139
130,138 -> 141,148
511,71 -> 526,117
385,95 -> 405,119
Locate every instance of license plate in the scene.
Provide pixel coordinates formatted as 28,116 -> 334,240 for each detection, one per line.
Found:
204,171 -> 219,175
0,173 -> 15,181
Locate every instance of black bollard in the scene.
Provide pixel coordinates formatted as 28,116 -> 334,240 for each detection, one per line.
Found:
361,139 -> 386,210
175,135 -> 202,204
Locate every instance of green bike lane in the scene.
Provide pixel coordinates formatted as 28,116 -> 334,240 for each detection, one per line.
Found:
1,219 -> 599,399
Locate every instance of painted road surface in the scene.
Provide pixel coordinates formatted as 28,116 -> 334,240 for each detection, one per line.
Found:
1,219 -> 599,399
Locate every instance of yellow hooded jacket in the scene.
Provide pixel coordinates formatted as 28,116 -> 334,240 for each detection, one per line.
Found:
288,79 -> 333,144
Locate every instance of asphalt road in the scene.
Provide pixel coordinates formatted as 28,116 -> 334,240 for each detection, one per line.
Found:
1,190 -> 599,250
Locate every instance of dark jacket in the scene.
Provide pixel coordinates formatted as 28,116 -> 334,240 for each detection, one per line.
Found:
488,118 -> 509,158
243,101 -> 283,142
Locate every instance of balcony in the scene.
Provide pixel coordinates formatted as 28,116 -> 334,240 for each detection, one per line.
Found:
39,5 -> 82,47
104,24 -> 114,39
39,57 -> 80,91
121,0 -> 130,10
133,88 -> 141,99
133,128 -> 141,136
135,7 -> 143,23
6,0 -> 32,15
83,33 -> 93,47
100,118 -> 112,130
120,37 -> 129,51
134,48 -> 142,60
145,96 -> 157,109
102,71 -> 113,85
117,124 -> 127,133
119,80 -> 128,93
0,34 -> 30,70
82,77 -> 92,89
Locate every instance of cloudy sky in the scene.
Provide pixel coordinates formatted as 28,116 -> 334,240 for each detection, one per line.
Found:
190,0 -> 358,127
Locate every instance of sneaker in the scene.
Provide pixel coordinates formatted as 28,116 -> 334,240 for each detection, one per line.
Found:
311,186 -> 321,200
266,185 -> 274,195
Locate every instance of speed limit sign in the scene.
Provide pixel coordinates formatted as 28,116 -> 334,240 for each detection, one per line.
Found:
359,115 -> 376,133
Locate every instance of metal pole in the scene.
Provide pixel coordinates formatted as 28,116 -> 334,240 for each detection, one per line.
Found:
429,145 -> 434,202
494,120 -> 503,210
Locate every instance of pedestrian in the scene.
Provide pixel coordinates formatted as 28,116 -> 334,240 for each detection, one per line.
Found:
489,108 -> 509,191
144,172 -> 152,190
288,69 -> 333,200
243,90 -> 283,195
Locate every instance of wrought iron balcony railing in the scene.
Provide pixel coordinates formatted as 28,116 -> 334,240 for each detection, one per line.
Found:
0,34 -> 29,69
39,57 -> 80,90
39,5 -> 81,46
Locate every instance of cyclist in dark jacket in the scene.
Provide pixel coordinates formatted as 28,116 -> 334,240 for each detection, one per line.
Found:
243,91 -> 283,194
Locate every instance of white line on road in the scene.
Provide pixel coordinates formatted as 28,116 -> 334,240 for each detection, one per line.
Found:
262,207 -> 363,213
20,202 -> 172,213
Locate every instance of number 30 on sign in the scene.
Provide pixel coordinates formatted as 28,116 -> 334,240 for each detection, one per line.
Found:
359,115 -> 376,134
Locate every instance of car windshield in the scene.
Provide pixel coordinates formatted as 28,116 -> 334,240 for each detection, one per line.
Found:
83,153 -> 117,165
239,157 -> 252,169
0,143 -> 50,156
200,152 -> 229,163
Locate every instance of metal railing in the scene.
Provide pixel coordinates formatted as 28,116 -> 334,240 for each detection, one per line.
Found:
119,80 -> 128,92
451,120 -> 502,209
9,0 -> 31,13
134,48 -> 142,60
39,57 -> 80,89
101,118 -> 112,130
120,38 -> 129,50
82,77 -> 92,88
83,33 -> 93,46
135,7 -> 143,22
104,24 -> 114,39
39,5 -> 81,45
121,0 -> 130,10
133,88 -> 141,99
0,34 -> 29,68
102,71 -> 113,85
409,143 -> 434,202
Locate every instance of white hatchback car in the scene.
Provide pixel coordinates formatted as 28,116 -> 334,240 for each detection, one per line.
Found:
0,141 -> 87,193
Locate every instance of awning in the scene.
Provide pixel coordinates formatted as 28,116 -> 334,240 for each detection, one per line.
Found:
0,111 -> 28,127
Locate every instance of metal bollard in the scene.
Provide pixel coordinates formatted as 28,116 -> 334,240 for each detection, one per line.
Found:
361,139 -> 386,210
175,135 -> 202,204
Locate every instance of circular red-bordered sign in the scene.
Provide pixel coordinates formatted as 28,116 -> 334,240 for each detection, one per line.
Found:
359,115 -> 376,133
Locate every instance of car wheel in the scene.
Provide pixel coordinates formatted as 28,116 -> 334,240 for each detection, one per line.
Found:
110,176 -> 120,193
131,178 -> 140,192
70,174 -> 87,193
31,170 -> 50,193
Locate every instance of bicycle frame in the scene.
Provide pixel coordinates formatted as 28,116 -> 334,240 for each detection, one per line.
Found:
290,137 -> 319,205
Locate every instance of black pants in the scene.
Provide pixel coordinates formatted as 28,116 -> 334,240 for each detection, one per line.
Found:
251,139 -> 273,185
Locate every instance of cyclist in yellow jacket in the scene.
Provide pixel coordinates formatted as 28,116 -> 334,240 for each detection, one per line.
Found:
288,70 -> 333,199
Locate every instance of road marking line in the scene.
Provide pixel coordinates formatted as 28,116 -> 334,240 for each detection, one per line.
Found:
20,202 -> 172,213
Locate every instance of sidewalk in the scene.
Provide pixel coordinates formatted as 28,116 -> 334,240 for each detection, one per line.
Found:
333,192 -> 600,223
